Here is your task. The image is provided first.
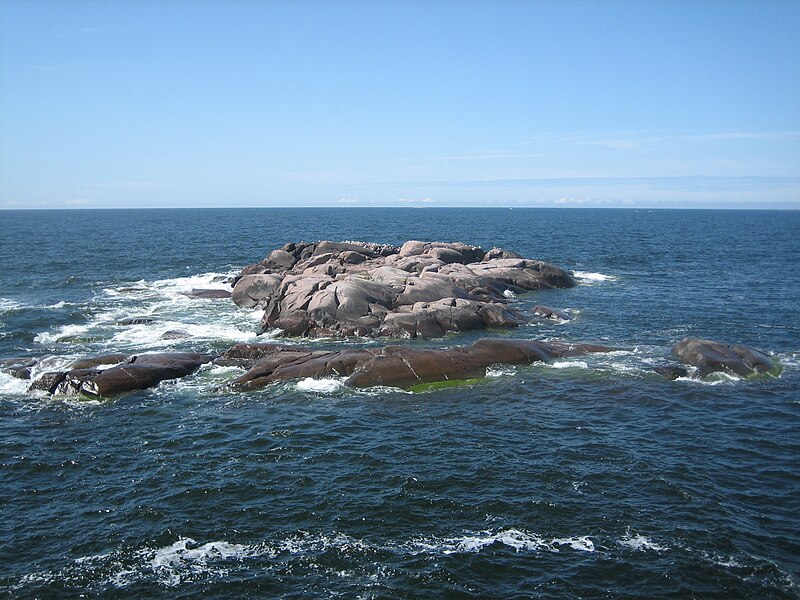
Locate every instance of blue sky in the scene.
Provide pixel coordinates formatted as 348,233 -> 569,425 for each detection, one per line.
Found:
1,0 -> 798,209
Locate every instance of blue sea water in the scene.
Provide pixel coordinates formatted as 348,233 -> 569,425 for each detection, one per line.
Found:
0,207 -> 798,599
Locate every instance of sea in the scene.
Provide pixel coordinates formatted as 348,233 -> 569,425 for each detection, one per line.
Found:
1,207 -> 798,599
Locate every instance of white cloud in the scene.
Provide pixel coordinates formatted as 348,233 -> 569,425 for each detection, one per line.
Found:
337,198 -> 359,204
396,197 -> 433,203
64,198 -> 90,206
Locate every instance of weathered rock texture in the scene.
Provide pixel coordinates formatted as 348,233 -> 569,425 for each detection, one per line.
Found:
672,337 -> 775,378
232,240 -> 576,339
218,338 -> 616,391
28,352 -> 214,397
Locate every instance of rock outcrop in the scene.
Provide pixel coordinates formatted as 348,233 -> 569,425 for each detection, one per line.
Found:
672,337 -> 776,378
232,240 -> 576,339
218,338 -> 616,391
28,352 -> 214,397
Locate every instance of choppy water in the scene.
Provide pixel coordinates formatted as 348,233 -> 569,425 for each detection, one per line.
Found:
1,208 -> 799,598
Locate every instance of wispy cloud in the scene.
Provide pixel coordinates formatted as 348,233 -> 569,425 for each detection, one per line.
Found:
410,152 -> 547,161
573,130 -> 800,150
396,197 -> 434,203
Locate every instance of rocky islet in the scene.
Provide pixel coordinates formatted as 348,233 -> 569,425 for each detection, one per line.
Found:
2,240 -> 780,397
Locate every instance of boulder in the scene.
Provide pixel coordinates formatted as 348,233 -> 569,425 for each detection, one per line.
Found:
672,337 -> 776,378
231,274 -> 283,308
28,352 -> 215,398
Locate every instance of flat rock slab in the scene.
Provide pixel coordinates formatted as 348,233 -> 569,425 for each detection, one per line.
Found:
222,338 -> 617,391
232,240 -> 576,339
672,337 -> 775,378
28,352 -> 215,398
181,288 -> 232,299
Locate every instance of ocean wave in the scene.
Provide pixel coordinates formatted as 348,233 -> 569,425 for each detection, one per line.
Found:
408,528 -> 596,555
0,298 -> 25,314
296,377 -> 347,394
572,271 -> 618,284
0,371 -> 31,396
34,324 -> 94,345
550,360 -> 590,370
618,530 -> 666,552
486,366 -> 517,378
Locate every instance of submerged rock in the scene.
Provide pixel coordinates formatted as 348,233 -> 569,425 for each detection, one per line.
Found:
653,365 -> 690,380
531,305 -> 570,321
224,337 -> 617,391
116,317 -> 155,326
672,337 -> 776,378
233,240 -> 576,339
181,288 -> 232,299
28,352 -> 215,398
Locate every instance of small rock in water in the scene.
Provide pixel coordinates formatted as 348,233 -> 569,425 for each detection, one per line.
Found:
181,288 -> 231,299
532,305 -> 570,321
161,330 -> 191,340
116,317 -> 155,326
672,337 -> 775,378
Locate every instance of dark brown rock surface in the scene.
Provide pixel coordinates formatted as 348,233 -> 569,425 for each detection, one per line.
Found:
224,338 -> 617,391
672,337 -> 775,378
28,352 -> 215,398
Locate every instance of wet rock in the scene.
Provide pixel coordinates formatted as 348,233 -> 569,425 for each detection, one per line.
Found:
116,317 -> 155,326
160,330 -> 191,340
28,352 -> 215,398
181,288 -> 231,299
0,357 -> 38,380
672,337 -> 775,378
226,337 -> 617,391
653,365 -> 690,380
68,353 -> 129,370
215,342 -> 308,367
532,306 -> 570,321
234,240 -> 576,339
28,371 -> 70,394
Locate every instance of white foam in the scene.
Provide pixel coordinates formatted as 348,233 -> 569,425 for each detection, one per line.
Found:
277,531 -> 368,555
573,271 -> 617,283
676,372 -> 741,386
118,537 -> 257,587
411,528 -> 596,555
487,366 -> 516,378
503,289 -> 517,299
550,536 -> 596,552
550,360 -> 589,370
0,371 -> 30,396
110,321 -> 257,348
296,377 -> 346,394
0,297 -> 23,312
618,532 -> 666,552
34,324 -> 91,344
